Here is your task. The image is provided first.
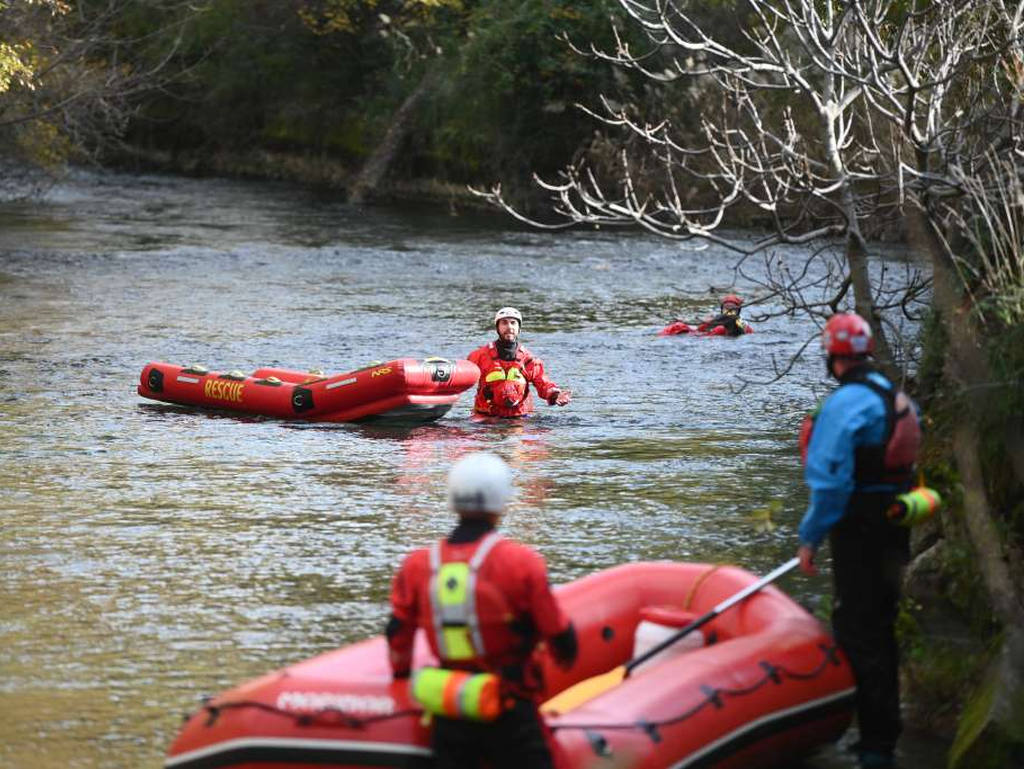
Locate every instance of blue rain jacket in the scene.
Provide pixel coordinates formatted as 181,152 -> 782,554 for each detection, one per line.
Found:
798,370 -> 896,548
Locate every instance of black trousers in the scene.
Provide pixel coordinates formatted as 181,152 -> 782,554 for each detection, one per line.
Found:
829,492 -> 910,755
430,698 -> 554,769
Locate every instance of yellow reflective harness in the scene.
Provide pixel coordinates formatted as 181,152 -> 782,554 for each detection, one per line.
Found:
411,532 -> 506,722
428,532 -> 503,660
484,367 -> 526,384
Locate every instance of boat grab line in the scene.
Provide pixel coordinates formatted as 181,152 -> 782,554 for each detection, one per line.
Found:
667,687 -> 857,769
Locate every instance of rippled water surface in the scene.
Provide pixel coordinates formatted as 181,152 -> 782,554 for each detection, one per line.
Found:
0,171 -> 946,768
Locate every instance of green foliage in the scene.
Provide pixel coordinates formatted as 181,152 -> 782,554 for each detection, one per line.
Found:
118,0 -> 669,192
0,41 -> 34,94
410,0 -> 651,191
948,634 -> 1024,769
903,627 -> 994,738
0,0 -> 693,193
0,0 -> 119,174
982,322 -> 1024,423
124,0 -> 395,159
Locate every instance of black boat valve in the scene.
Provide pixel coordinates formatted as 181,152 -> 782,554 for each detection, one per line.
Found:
424,357 -> 453,382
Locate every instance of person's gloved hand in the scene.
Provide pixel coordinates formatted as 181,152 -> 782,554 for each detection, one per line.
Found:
549,389 -> 572,406
797,544 -> 818,576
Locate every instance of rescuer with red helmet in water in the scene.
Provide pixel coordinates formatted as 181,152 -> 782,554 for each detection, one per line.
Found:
659,294 -> 754,336
694,294 -> 753,336
386,452 -> 578,769
795,312 -> 921,769
467,307 -> 572,418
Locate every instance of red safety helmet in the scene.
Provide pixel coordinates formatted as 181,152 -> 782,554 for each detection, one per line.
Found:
822,312 -> 874,356
720,294 -> 743,310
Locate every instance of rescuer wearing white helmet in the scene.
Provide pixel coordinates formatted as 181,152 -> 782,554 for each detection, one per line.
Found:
386,452 -> 578,769
466,307 -> 572,418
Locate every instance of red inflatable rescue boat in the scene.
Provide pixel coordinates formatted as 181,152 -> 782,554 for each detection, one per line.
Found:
138,358 -> 479,423
165,562 -> 854,769
658,321 -> 754,337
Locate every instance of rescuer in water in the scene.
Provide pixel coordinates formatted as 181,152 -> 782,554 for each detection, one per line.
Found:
659,294 -> 754,336
795,312 -> 922,769
467,307 -> 572,418
694,294 -> 753,336
386,452 -> 578,769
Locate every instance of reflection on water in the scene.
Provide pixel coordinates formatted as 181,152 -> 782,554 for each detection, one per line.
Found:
0,171 -> 946,768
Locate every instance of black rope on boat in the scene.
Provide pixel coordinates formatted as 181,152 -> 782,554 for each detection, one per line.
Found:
192,644 -> 846,742
549,643 -> 846,734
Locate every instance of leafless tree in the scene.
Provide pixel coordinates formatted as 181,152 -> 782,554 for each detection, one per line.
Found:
474,0 -> 1017,377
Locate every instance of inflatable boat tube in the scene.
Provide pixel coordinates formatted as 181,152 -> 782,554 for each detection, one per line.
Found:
138,358 -> 479,424
165,561 -> 854,769
658,322 -> 753,337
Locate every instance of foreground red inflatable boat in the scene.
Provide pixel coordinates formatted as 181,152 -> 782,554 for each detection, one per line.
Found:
165,562 -> 854,769
138,358 -> 479,423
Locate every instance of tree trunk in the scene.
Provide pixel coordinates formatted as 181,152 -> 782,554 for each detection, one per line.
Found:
908,208 -> 1024,627
845,233 -> 898,380
827,99 -> 897,375
906,206 -> 1024,765
952,421 -> 1024,625
348,69 -> 436,205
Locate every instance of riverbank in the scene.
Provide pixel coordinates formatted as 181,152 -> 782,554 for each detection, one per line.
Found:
105,144 -> 852,231
104,144 -> 511,214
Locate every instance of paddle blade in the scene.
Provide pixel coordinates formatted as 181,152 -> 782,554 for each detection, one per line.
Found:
541,666 -> 625,715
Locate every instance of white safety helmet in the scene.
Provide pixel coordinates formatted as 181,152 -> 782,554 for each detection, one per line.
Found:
447,452 -> 513,515
494,307 -> 523,327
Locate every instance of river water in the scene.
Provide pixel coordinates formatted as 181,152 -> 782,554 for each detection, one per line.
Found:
0,171 -> 946,768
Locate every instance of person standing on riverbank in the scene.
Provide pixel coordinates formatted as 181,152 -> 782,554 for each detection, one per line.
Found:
386,452 -> 578,769
467,307 -> 572,418
795,312 -> 922,769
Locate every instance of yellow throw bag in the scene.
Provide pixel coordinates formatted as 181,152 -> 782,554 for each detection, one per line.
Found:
887,487 -> 942,527
410,668 -> 502,722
